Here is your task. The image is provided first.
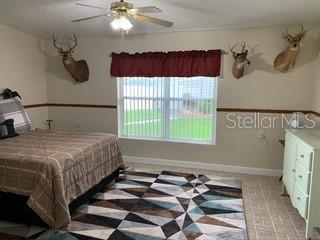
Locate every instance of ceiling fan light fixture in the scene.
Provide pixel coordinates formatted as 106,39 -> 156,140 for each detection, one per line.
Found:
110,16 -> 133,31
110,18 -> 120,30
73,1 -> 173,30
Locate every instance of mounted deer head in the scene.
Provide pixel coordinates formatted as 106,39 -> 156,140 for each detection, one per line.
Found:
274,25 -> 306,73
53,34 -> 89,82
229,42 -> 251,79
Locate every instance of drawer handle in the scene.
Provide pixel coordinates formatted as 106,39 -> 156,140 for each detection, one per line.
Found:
299,175 -> 303,179
300,154 -> 304,158
297,197 -> 301,201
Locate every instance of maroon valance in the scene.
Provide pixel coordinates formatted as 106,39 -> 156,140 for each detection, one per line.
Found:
110,50 -> 221,77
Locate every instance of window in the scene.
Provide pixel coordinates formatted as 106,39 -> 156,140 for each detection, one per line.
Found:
117,77 -> 217,144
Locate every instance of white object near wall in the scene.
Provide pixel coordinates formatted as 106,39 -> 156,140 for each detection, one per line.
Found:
282,129 -> 320,239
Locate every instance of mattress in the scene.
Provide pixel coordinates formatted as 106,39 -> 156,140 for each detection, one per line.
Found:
0,130 -> 123,228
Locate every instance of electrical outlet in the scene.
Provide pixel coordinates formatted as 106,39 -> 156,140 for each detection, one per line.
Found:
75,121 -> 82,128
257,129 -> 266,139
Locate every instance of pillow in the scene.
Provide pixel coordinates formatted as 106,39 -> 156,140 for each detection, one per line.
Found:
0,119 -> 19,139
0,97 -> 32,133
2,88 -> 21,100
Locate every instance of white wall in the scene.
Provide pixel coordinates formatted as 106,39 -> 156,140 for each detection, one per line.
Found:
46,24 -> 320,170
0,24 -> 48,128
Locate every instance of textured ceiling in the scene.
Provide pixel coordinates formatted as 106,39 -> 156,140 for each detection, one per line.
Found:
0,0 -> 320,38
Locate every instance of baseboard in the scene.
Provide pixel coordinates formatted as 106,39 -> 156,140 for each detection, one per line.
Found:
123,155 -> 282,177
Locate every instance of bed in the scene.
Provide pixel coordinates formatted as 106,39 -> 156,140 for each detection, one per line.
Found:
0,96 -> 123,228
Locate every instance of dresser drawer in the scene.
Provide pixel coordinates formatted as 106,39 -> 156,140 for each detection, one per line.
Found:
295,161 -> 311,194
296,143 -> 313,171
293,183 -> 309,219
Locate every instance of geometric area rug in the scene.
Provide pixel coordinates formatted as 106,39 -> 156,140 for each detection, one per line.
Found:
0,169 -> 248,240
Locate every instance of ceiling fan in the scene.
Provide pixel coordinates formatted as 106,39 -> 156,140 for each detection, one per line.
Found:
72,0 -> 174,31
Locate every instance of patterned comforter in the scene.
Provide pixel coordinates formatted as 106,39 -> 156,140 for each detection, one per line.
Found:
0,130 -> 123,228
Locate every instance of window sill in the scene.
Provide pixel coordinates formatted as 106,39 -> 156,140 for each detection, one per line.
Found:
119,136 -> 216,146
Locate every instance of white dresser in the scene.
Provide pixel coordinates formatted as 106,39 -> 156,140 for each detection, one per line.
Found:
283,129 -> 320,239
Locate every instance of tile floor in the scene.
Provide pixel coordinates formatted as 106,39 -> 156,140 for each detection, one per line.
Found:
127,163 -> 320,240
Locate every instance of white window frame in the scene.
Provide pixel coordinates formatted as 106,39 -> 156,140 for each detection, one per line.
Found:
117,77 -> 218,145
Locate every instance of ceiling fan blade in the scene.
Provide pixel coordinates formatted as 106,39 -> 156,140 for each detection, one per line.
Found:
128,6 -> 162,14
72,14 -> 107,22
129,14 -> 173,27
75,3 -> 106,10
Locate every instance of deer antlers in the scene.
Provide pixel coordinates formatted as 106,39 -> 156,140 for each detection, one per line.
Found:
274,25 -> 306,73
281,25 -> 306,43
67,35 -> 78,52
228,41 -> 250,79
53,34 -> 63,53
52,33 -> 89,83
229,41 -> 247,55
53,34 -> 78,53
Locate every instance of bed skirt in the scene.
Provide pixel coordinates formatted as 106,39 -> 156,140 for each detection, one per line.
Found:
0,168 -> 121,227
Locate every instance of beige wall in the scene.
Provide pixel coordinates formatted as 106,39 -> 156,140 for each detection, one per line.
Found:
0,24 -> 48,128
46,25 -> 320,170
312,53 -> 320,113
311,51 -> 320,130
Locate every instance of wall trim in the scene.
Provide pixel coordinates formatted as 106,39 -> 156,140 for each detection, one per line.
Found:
24,103 -> 47,109
123,155 -> 282,177
310,111 -> 320,117
23,103 -> 117,109
46,103 -> 117,109
217,108 -> 311,114
22,103 -> 320,116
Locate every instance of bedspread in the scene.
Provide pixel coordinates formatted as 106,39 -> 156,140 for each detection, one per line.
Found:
0,130 -> 123,228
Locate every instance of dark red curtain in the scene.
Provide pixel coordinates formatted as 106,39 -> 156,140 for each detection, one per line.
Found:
111,50 -> 221,77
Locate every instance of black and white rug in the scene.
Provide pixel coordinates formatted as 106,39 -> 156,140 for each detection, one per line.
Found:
0,169 -> 248,240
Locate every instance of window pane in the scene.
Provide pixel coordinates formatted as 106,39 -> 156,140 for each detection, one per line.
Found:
122,77 -> 164,138
169,77 -> 214,142
119,76 -> 216,144
123,77 -> 164,98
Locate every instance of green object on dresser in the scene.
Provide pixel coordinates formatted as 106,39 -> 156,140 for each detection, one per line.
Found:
283,129 -> 320,239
